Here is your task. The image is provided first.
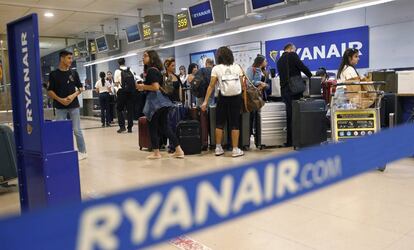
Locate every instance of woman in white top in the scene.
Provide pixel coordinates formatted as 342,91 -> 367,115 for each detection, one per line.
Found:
106,71 -> 115,124
337,48 -> 361,82
201,46 -> 244,158
95,71 -> 113,127
337,48 -> 373,108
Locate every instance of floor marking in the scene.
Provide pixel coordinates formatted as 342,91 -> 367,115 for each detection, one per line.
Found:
170,235 -> 212,250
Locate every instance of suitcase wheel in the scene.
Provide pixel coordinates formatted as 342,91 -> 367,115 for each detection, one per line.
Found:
139,147 -> 142,150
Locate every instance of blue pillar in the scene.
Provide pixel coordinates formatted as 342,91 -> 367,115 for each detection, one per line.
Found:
7,14 -> 81,212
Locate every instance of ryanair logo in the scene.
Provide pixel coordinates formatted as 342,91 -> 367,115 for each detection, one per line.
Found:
269,50 -> 279,63
21,32 -> 33,135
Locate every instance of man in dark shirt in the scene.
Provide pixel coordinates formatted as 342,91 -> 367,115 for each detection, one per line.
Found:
47,50 -> 87,160
277,43 -> 312,147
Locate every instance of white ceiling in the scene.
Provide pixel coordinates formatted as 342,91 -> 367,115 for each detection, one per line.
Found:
0,0 -> 230,37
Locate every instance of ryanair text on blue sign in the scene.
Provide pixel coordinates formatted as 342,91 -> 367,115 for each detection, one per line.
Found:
189,1 -> 214,27
266,26 -> 369,71
2,123 -> 414,250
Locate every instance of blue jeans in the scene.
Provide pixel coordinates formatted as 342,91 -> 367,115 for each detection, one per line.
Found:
56,108 -> 87,153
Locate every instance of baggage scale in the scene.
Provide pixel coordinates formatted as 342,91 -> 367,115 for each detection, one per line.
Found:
330,81 -> 388,171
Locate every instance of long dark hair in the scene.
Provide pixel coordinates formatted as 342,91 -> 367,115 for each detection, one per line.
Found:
216,46 -> 234,66
144,50 -> 163,71
99,71 -> 106,87
188,63 -> 198,75
164,57 -> 175,73
253,54 -> 266,68
337,48 -> 359,79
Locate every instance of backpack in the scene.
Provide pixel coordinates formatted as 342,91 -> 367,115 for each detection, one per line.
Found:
219,65 -> 242,96
190,67 -> 211,98
121,67 -> 136,93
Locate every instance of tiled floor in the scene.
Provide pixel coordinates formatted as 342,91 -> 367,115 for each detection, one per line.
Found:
1,120 -> 414,250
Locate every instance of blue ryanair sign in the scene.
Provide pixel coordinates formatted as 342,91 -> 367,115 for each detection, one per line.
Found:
2,123 -> 414,249
189,0 -> 214,27
266,26 -> 369,71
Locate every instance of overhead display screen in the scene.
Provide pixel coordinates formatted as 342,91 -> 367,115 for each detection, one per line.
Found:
189,1 -> 214,27
250,0 -> 286,11
142,22 -> 153,40
125,24 -> 141,44
176,11 -> 189,31
95,36 -> 108,53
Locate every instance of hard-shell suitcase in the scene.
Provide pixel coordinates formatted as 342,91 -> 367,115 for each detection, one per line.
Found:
0,125 -> 17,185
138,117 -> 152,151
177,120 -> 202,155
292,99 -> 327,149
239,112 -> 251,150
190,107 -> 209,150
255,102 -> 287,149
209,105 -> 229,149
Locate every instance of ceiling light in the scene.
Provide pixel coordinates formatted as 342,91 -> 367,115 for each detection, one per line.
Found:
181,7 -> 188,11
44,12 -> 54,18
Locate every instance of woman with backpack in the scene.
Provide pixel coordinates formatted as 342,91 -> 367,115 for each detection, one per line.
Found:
136,50 -> 185,160
201,47 -> 244,158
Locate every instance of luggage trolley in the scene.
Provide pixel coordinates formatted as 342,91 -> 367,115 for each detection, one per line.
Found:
330,81 -> 387,171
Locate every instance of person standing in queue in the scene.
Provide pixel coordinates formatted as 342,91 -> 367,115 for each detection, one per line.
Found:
187,63 -> 199,106
114,58 -> 141,133
47,50 -> 87,160
95,72 -> 112,127
106,71 -> 116,124
194,58 -> 214,107
201,46 -> 244,158
163,57 -> 183,102
247,54 -> 269,136
136,50 -> 185,160
277,43 -> 312,147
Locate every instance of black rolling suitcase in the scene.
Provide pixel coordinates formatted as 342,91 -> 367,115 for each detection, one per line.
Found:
380,93 -> 396,128
292,99 -> 327,149
239,112 -> 251,150
177,120 -> 202,155
0,125 -> 17,186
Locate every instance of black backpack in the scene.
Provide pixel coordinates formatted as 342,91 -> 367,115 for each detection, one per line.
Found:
191,67 -> 211,98
121,67 -> 136,93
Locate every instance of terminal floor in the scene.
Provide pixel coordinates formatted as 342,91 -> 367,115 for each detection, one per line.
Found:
1,119 -> 414,250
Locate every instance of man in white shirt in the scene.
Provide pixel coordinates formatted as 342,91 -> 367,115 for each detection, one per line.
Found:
114,58 -> 143,133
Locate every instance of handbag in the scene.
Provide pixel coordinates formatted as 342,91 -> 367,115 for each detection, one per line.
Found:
240,66 -> 265,113
286,54 -> 306,95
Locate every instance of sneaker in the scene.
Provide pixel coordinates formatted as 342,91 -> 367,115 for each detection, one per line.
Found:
101,124 -> 105,128
215,146 -> 224,156
106,123 -> 111,127
117,128 -> 126,133
78,152 -> 88,161
232,148 -> 244,158
127,129 -> 133,133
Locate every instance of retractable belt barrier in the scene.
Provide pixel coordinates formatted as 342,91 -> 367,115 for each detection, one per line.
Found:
1,124 -> 414,250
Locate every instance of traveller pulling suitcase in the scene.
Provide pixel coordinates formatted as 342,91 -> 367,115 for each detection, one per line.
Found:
0,125 -> 17,187
292,99 -> 327,149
